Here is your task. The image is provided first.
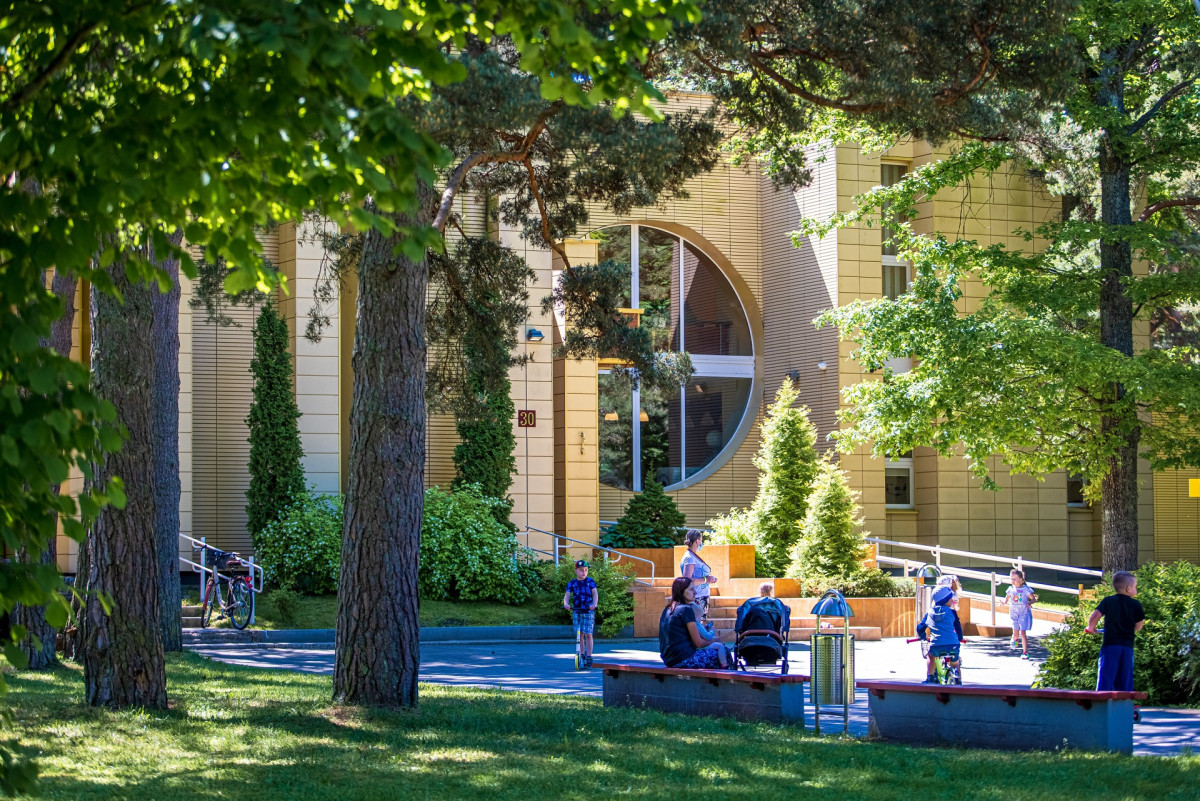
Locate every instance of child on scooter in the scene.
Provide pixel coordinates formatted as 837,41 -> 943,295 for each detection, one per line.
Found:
563,560 -> 598,668
917,586 -> 964,683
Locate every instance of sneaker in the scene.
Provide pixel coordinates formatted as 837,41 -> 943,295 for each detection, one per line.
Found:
1009,640 -> 1019,649
922,676 -> 939,684
1021,653 -> 1030,660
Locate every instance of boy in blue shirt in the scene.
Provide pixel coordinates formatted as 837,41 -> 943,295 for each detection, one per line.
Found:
563,560 -> 599,667
917,586 -> 964,684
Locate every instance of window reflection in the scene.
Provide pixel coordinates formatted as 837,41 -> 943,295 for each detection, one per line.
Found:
598,373 -> 633,491
640,381 -> 681,487
592,226 -> 632,308
639,227 -> 678,351
684,377 -> 752,478
682,242 -> 751,356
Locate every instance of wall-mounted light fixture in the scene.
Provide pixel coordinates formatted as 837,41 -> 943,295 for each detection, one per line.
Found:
817,362 -> 828,371
526,328 -> 544,342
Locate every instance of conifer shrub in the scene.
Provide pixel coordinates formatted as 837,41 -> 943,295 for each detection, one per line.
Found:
420,485 -> 533,604
453,372 -> 517,529
1035,561 -> 1200,705
789,458 -> 867,579
537,558 -> 636,638
245,303 -> 306,542
601,479 -> 686,549
255,492 -> 343,595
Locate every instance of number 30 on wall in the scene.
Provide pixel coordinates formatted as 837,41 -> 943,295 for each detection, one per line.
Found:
517,409 -> 536,428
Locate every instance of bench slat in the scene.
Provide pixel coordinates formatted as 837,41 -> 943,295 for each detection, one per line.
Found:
857,680 -> 1146,702
594,662 -> 808,684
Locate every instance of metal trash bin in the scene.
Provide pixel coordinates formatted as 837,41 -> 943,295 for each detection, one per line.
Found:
810,632 -> 855,705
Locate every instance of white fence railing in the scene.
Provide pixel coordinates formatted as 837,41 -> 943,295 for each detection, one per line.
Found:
178,533 -> 265,625
867,536 -> 1103,627
520,526 -> 656,587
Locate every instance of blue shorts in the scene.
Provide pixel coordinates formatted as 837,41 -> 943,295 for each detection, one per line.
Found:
929,644 -> 961,659
1097,645 -> 1134,692
572,611 -> 595,634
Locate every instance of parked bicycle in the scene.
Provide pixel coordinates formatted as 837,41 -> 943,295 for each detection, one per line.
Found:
199,547 -> 255,630
907,637 -> 963,685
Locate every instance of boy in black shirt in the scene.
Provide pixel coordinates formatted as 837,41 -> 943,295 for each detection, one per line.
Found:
1084,570 -> 1146,692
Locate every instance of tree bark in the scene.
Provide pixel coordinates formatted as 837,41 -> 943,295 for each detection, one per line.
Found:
12,270 -> 77,669
332,192 -> 432,707
1096,56 -> 1140,572
151,231 -> 184,652
81,249 -> 168,708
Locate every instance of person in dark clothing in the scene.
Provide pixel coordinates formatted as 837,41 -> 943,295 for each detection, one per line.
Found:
659,576 -> 730,669
1085,570 -> 1146,692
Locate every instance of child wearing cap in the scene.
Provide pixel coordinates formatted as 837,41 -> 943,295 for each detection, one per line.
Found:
563,560 -> 599,667
916,585 -> 965,684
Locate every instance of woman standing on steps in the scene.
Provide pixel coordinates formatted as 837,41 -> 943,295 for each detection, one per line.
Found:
680,529 -> 718,626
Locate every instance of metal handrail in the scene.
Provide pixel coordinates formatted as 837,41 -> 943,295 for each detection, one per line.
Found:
866,536 -> 1103,578
521,526 -> 656,587
178,533 -> 265,596
877,555 -> 1084,596
599,521 -> 714,535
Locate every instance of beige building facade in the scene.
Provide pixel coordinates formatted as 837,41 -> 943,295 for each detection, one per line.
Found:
54,97 -> 1200,574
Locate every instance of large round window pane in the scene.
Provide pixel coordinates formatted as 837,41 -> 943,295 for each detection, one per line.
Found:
684,377 -> 752,479
590,224 -> 755,491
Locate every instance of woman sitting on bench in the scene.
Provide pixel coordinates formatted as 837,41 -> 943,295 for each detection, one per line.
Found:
659,576 -> 732,670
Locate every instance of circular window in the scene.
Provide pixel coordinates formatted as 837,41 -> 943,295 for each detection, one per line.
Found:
593,225 -> 756,491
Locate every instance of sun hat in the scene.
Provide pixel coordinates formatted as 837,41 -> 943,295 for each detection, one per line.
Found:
575,559 -> 589,568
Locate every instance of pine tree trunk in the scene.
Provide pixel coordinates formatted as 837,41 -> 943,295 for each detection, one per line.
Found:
12,270 -> 77,669
332,194 -> 431,707
81,251 -> 168,708
151,232 -> 184,652
1096,61 -> 1139,573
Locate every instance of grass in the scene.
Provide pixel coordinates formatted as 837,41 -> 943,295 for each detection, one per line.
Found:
5,654 -> 1197,800
184,592 -> 558,630
958,578 -> 1080,613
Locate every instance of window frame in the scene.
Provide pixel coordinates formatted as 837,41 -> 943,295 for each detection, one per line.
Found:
885,454 -> 915,510
594,223 -> 758,493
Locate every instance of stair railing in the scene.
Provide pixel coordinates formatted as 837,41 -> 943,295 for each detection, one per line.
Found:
520,526 -> 656,587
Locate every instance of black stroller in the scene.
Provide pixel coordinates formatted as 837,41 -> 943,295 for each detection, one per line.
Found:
733,596 -> 791,673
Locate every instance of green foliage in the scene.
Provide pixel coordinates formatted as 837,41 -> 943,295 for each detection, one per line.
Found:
603,479 -> 686,549
265,588 -> 303,628
803,570 -> 917,599
246,303 -> 307,540
1035,562 -> 1200,705
541,260 -> 696,393
1178,606 -> 1200,700
788,458 -> 869,581
750,380 -> 820,576
255,493 -> 343,596
421,486 -> 534,605
683,0 -> 1078,187
537,559 -> 636,638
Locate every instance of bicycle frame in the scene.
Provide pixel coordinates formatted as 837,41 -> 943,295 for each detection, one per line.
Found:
907,637 -> 962,685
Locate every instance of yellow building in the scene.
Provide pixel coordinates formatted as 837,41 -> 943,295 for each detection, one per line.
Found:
54,97 -> 1200,574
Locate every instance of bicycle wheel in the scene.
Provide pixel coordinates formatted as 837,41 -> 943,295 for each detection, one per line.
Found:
229,579 -> 254,630
200,580 -> 215,628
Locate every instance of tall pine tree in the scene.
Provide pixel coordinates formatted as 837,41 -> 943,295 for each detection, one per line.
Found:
246,303 -> 306,542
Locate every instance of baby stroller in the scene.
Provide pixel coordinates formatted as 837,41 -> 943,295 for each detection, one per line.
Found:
733,596 -> 791,673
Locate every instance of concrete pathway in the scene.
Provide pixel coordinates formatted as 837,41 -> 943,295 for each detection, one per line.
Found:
188,636 -> 1200,758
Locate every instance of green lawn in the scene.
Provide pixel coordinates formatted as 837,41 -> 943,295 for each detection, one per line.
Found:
5,655 -> 1196,800
185,592 -> 558,630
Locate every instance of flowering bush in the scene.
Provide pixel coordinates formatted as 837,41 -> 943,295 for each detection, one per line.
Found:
255,492 -> 343,595
420,484 -> 535,604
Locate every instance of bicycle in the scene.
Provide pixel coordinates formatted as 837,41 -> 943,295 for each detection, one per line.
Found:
907,637 -> 963,685
199,547 -> 255,630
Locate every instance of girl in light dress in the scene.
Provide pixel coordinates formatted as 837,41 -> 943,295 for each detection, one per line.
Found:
1005,569 -> 1038,659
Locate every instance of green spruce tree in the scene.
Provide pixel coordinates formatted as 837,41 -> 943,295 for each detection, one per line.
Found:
789,457 -> 868,581
606,479 -> 687,549
246,303 -> 306,541
748,378 -> 820,576
453,371 -> 517,527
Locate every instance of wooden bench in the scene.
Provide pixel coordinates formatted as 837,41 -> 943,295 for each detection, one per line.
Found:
596,662 -> 809,724
858,681 -> 1147,753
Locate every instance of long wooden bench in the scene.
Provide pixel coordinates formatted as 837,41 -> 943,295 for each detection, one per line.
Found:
596,662 -> 809,724
858,681 -> 1147,753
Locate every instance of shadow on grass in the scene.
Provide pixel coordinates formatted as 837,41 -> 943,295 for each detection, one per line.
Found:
7,654 -> 1196,801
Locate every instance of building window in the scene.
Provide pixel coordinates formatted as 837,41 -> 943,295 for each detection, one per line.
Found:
881,163 -> 908,258
1067,473 -> 1087,506
886,451 -> 914,509
882,263 -> 909,301
592,224 -> 755,491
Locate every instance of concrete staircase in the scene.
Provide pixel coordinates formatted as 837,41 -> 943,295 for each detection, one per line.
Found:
182,604 -> 203,629
631,577 -> 883,641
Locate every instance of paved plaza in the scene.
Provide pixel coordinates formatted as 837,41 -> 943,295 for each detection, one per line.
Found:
189,635 -> 1200,757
